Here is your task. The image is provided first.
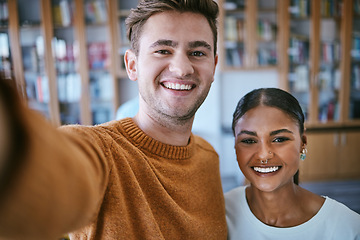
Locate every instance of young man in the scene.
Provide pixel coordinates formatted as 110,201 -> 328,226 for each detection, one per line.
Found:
0,0 -> 227,239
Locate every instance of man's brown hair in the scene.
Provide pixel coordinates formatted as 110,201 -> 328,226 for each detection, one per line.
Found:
126,0 -> 219,56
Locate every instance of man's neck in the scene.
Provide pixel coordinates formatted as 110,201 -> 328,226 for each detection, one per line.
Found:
132,112 -> 194,146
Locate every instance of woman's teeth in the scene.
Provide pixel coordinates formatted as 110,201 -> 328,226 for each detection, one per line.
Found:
253,166 -> 279,173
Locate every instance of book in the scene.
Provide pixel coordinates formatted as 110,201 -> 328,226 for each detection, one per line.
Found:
85,0 -> 107,24
225,16 -> 238,42
93,0 -> 107,23
294,65 -> 309,92
36,75 -> 49,103
88,42 -> 109,70
60,0 -> 72,26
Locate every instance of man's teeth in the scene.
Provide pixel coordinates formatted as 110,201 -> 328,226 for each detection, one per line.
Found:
253,166 -> 279,173
163,82 -> 192,90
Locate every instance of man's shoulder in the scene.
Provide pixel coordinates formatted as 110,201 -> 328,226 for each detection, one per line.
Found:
58,119 -> 127,143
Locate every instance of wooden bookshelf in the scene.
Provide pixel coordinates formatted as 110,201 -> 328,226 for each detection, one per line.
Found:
6,0 -> 125,126
219,0 -> 280,70
219,0 -> 360,181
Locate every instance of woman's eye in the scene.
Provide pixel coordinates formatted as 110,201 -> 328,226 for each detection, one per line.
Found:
273,137 -> 289,143
240,139 -> 256,144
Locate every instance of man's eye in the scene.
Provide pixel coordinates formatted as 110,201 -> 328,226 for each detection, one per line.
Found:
190,51 -> 205,57
155,50 -> 170,55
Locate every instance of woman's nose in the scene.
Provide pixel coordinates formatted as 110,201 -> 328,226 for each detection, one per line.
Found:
257,144 -> 273,162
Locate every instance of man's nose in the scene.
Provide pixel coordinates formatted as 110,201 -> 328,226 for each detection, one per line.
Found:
169,53 -> 194,77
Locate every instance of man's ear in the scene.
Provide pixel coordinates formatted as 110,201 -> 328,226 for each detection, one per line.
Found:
214,54 -> 218,70
210,54 -> 218,83
124,49 -> 137,81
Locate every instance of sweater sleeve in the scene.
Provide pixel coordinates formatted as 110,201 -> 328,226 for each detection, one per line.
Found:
0,79 -> 110,240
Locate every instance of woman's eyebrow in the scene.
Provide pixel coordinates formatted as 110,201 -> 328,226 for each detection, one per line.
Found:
270,129 -> 294,136
236,130 -> 257,137
236,129 -> 294,138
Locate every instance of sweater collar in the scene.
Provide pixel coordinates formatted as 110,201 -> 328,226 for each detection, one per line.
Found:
120,118 -> 194,160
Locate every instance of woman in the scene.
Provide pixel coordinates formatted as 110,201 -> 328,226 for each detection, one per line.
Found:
225,88 -> 360,239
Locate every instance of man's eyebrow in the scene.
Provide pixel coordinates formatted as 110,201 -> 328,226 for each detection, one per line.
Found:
270,129 -> 294,136
189,41 -> 212,51
150,39 -> 178,48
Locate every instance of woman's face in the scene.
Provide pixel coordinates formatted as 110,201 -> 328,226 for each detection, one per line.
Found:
233,105 -> 306,192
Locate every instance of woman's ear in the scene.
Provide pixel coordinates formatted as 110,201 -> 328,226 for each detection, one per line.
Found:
124,49 -> 137,81
301,133 -> 307,146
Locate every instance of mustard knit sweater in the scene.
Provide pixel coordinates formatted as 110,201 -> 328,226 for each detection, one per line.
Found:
0,107 -> 227,240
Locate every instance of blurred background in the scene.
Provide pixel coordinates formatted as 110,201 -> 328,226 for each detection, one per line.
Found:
1,0 -> 359,215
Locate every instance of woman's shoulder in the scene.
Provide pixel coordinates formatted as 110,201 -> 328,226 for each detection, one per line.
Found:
324,197 -> 360,221
225,185 -> 246,200
224,185 -> 247,212
320,197 -> 360,237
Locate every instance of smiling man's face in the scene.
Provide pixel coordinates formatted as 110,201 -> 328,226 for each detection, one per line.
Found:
125,11 -> 217,124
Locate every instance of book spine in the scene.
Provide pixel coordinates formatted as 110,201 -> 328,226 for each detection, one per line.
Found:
60,0 -> 72,26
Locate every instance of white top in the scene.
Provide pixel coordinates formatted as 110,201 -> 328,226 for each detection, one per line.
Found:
225,186 -> 360,240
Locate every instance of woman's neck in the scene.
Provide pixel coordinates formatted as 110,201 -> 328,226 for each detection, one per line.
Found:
245,184 -> 325,227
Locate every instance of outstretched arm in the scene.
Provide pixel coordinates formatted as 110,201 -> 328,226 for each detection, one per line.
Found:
0,81 -> 10,178
0,78 -> 109,239
0,79 -> 25,196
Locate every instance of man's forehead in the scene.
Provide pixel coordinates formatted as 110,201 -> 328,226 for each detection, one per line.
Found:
143,11 -> 212,36
139,11 -> 215,52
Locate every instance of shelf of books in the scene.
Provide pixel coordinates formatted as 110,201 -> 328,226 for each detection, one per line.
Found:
223,0 -> 246,69
288,0 -> 311,121
350,0 -> 360,121
256,0 -> 278,67
4,0 -> 125,126
52,0 -> 82,125
84,0 -> 114,125
316,0 -> 342,123
221,0 -> 279,70
117,0 -> 137,77
18,0 -> 53,120
282,0 -> 357,127
0,0 -> 12,81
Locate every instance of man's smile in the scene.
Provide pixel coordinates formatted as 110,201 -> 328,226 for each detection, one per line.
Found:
162,82 -> 195,91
